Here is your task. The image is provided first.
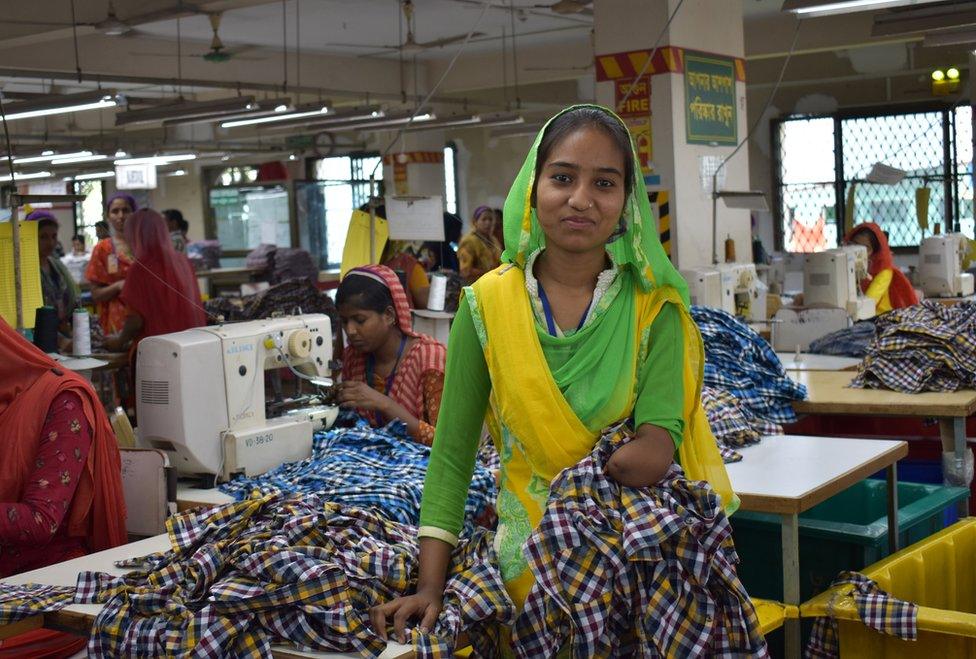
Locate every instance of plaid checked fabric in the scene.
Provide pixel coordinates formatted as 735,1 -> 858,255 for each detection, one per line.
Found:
61,492 -> 513,658
512,424 -> 768,658
218,416 -> 497,534
701,386 -> 783,464
805,571 -> 918,658
852,301 -> 976,394
692,306 -> 807,424
0,583 -> 75,624
808,320 -> 877,358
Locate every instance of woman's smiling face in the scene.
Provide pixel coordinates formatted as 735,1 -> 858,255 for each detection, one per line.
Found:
533,125 -> 627,255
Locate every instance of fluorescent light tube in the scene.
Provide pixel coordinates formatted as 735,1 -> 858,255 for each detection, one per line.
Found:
66,171 -> 115,181
221,104 -> 330,128
114,154 -> 197,166
3,91 -> 118,121
14,150 -> 94,164
0,171 -> 53,182
783,0 -> 943,17
116,95 -> 257,126
50,154 -> 109,165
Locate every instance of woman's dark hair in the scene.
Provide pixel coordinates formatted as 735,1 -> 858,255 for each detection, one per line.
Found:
72,233 -> 85,245
95,221 -> 109,232
37,218 -> 59,232
532,107 -> 635,202
162,208 -> 184,224
336,274 -> 394,315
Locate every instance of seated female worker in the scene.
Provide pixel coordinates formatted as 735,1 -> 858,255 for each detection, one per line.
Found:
845,222 -> 918,313
336,265 -> 447,446
0,319 -> 127,657
103,209 -> 207,355
369,104 -> 735,643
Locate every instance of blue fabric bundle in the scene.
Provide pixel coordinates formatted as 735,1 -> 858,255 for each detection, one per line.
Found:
691,306 -> 807,424
219,416 -> 497,532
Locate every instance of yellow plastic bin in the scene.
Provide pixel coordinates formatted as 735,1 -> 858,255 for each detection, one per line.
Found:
753,598 -> 798,636
800,519 -> 976,657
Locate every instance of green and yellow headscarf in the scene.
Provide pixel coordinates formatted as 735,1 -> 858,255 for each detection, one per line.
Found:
501,104 -> 689,304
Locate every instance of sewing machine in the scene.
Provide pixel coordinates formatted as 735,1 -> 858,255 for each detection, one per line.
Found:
919,233 -> 975,298
135,315 -> 339,483
681,267 -> 735,314
716,262 -> 766,322
803,245 -> 876,320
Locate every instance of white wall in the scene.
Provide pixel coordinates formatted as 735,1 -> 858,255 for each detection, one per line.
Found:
150,170 -> 207,241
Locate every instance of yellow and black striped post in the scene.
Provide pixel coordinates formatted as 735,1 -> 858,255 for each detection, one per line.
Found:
648,190 -> 671,259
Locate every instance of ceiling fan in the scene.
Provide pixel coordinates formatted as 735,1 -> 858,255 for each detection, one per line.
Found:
130,12 -> 264,63
6,1 -> 202,34
534,0 -> 593,16
330,0 -> 485,58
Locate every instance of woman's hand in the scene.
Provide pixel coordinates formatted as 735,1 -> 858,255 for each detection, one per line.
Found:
337,381 -> 392,413
370,588 -> 443,643
605,426 -> 675,487
103,333 -> 128,352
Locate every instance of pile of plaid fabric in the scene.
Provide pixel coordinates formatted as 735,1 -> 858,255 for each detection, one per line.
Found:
700,386 -> 783,463
692,306 -> 807,425
219,416 -> 498,534
852,301 -> 976,393
0,428 -> 768,658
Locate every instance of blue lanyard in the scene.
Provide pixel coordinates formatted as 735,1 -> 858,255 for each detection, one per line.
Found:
537,282 -> 589,337
365,336 -> 408,424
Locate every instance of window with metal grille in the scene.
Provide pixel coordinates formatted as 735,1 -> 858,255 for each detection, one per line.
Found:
773,105 -> 973,253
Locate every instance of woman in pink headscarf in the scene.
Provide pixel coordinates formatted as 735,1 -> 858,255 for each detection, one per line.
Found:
103,209 -> 206,356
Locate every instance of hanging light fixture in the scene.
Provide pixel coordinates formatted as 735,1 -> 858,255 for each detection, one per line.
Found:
0,171 -> 53,182
115,96 -> 258,126
161,97 -> 292,126
2,91 -> 119,121
220,102 -> 331,128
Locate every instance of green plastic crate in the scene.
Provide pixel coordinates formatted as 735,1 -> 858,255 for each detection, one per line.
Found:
731,479 -> 969,602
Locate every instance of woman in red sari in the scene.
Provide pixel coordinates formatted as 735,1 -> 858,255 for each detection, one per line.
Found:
0,320 -> 127,656
103,209 -> 206,354
336,265 -> 446,446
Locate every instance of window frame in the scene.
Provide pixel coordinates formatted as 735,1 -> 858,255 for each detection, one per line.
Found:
772,101 -> 972,254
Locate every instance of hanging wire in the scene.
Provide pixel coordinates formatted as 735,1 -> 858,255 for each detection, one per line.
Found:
282,0 -> 288,93
509,0 -> 521,109
501,25 -> 509,110
69,0 -> 83,82
295,0 -> 301,97
176,11 -> 183,98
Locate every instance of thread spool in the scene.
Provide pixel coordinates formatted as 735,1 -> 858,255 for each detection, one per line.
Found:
33,306 -> 59,353
724,235 -> 736,263
72,308 -> 91,356
428,273 -> 447,312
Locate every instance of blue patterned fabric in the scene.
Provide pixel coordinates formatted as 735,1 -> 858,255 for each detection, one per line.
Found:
218,417 -> 497,533
691,306 -> 807,424
808,320 -> 877,358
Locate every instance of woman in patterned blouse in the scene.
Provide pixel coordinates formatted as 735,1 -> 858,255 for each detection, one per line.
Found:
0,319 -> 127,655
336,265 -> 446,446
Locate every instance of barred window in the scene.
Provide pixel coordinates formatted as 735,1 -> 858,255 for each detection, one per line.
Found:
774,106 -> 973,252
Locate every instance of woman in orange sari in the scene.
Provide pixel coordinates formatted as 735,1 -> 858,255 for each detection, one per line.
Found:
0,320 -> 127,656
85,193 -> 136,334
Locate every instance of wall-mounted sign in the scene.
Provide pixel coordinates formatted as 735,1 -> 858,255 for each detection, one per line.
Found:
115,163 -> 157,190
684,52 -> 737,146
615,76 -> 653,175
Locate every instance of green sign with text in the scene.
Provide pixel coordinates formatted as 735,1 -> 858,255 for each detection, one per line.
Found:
684,52 -> 737,146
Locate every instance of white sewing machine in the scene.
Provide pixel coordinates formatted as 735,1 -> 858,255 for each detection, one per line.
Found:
919,233 -> 974,298
717,262 -> 766,322
803,245 -> 876,320
135,315 -> 339,483
681,267 -> 734,314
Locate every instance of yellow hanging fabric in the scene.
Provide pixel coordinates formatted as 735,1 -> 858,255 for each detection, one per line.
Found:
339,210 -> 389,277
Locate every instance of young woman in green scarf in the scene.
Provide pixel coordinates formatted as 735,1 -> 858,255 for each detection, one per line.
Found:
370,105 -> 734,642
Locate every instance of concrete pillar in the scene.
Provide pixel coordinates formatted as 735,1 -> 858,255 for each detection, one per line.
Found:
593,0 -> 752,269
